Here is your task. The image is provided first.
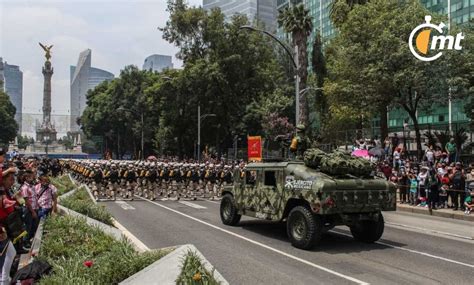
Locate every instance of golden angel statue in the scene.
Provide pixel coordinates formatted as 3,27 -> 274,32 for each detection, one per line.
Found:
39,42 -> 53,61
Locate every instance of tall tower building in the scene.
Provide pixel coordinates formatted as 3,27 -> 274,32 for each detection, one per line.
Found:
70,49 -> 114,132
1,58 -> 23,133
203,0 -> 277,32
142,54 -> 173,72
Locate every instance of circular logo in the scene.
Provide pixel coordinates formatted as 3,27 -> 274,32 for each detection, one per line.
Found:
409,15 -> 445,62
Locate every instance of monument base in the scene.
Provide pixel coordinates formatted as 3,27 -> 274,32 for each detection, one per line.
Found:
23,141 -> 84,156
36,127 -> 57,142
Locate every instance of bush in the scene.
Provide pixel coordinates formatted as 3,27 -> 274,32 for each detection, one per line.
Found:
51,175 -> 76,196
39,215 -> 169,285
176,250 -> 220,285
60,187 -> 114,226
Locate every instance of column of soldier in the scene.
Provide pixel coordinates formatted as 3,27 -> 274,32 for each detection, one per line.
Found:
60,159 -> 245,201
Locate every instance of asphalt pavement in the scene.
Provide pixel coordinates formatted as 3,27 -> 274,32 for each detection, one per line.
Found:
104,198 -> 474,285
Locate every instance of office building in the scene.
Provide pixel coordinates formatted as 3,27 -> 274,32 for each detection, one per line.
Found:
203,0 -> 277,32
142,54 -> 173,72
1,58 -> 23,133
70,49 -> 114,132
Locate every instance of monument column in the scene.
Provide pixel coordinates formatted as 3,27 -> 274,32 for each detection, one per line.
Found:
42,60 -> 53,126
37,42 -> 57,142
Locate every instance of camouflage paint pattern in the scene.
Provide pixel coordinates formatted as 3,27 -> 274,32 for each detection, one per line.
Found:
223,161 -> 396,223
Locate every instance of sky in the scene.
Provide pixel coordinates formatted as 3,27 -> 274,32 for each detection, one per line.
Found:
0,0 -> 202,117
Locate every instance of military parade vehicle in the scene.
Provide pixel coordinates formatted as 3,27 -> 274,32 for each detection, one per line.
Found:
220,149 -> 396,250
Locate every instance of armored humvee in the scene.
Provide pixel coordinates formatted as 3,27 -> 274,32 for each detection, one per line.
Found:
220,161 -> 396,250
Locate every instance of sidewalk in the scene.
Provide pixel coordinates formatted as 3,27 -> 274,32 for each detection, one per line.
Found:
397,203 -> 474,222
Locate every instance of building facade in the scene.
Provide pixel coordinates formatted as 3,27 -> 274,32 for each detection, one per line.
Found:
70,49 -> 114,132
142,54 -> 173,72
1,58 -> 23,133
203,0 -> 277,32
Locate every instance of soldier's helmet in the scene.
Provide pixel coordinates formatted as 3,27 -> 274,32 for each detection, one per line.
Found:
296,124 -> 306,132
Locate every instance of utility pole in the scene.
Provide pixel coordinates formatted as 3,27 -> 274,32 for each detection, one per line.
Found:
198,105 -> 201,163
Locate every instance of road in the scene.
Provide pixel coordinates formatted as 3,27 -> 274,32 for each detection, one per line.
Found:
104,198 -> 474,285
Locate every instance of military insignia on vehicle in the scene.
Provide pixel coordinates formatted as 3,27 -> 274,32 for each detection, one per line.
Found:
285,176 -> 313,190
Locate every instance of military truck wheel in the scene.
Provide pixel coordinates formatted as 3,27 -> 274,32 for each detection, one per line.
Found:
220,194 -> 241,226
350,212 -> 384,243
287,206 -> 322,250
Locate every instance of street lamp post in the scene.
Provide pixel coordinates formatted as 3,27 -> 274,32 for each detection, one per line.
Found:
197,104 -> 216,163
239,25 -> 300,125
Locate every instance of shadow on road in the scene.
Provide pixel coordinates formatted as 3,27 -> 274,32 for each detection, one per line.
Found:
238,219 -> 408,254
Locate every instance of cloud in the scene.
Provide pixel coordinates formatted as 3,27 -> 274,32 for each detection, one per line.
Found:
1,0 -> 203,136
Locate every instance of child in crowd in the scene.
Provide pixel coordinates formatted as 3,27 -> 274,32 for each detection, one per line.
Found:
409,173 -> 418,205
439,173 -> 450,208
464,192 -> 473,215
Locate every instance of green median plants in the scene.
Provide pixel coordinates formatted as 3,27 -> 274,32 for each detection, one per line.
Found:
51,175 -> 76,196
176,250 -> 220,285
60,187 -> 114,226
39,215 -> 169,284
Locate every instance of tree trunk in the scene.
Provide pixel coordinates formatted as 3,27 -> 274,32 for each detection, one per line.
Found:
296,32 -> 308,126
379,104 -> 388,142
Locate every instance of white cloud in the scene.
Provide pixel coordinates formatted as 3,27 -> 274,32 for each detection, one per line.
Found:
1,0 -> 203,132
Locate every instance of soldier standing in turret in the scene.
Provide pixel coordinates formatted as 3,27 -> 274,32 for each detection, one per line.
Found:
290,124 -> 311,160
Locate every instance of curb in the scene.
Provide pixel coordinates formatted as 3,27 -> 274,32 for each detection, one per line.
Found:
397,204 -> 474,222
58,205 -> 123,240
120,244 -> 229,285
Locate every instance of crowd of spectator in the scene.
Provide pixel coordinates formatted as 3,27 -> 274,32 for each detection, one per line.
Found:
0,148 -> 60,284
371,135 -> 474,215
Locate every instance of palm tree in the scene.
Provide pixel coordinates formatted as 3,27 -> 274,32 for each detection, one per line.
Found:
278,4 -> 313,126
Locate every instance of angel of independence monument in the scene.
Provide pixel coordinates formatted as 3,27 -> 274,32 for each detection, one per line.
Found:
36,43 -> 57,143
25,43 -> 83,156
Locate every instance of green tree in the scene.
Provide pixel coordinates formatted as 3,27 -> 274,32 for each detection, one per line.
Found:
17,135 -> 31,150
158,2 -> 293,157
0,89 -> 18,144
278,4 -> 313,126
325,0 -> 469,158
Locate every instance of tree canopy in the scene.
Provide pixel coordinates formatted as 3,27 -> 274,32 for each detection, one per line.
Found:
0,87 -> 18,145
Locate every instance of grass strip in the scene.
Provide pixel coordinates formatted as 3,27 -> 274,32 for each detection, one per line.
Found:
39,215 -> 169,284
60,187 -> 114,226
176,250 -> 221,285
51,175 -> 76,196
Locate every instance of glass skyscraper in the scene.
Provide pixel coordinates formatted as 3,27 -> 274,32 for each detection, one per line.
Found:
70,49 -> 114,132
203,0 -> 277,32
1,58 -> 23,133
142,54 -> 173,72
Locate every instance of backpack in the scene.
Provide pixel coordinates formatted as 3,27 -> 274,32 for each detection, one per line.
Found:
11,260 -> 52,283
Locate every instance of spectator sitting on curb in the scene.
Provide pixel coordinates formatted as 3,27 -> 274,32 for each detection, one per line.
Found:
464,191 -> 473,215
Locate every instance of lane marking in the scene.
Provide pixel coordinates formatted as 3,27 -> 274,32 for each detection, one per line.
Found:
330,230 -> 474,269
115,201 -> 136,210
385,222 -> 473,241
204,200 -> 220,204
136,196 -> 369,285
179,201 -> 207,209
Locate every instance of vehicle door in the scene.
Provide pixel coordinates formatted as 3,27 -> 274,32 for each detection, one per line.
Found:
242,169 -> 260,212
255,168 -> 283,214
